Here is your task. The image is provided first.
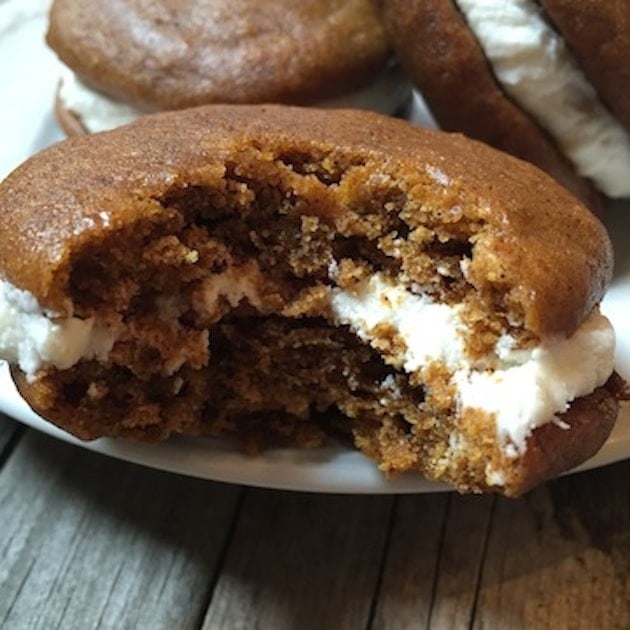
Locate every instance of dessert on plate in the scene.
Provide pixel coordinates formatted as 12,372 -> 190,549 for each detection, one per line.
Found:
380,0 -> 630,210
47,0 -> 409,134
0,105 -> 621,496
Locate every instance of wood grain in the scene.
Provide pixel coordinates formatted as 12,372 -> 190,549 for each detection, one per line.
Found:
370,493 -> 449,628
0,430 -> 241,630
474,462 -> 630,630
201,488 -> 394,630
372,493 -> 495,629
427,494 -> 496,629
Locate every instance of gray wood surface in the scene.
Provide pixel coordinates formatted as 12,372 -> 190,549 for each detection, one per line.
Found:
474,466 -> 630,630
0,418 -> 628,630
201,490 -> 393,630
372,493 -> 496,629
0,428 -> 241,630
371,493 -> 451,628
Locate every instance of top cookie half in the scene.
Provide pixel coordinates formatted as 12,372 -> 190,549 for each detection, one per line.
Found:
0,105 -> 611,335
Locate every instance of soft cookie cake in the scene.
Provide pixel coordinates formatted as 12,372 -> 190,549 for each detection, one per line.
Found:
380,0 -> 630,210
47,0 -> 409,135
0,106 -> 621,496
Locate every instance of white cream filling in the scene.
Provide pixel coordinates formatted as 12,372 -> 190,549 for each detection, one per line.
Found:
0,279 -> 117,381
58,63 -> 411,134
0,263 -> 265,380
59,69 -> 148,133
330,273 -> 615,455
454,0 -> 630,198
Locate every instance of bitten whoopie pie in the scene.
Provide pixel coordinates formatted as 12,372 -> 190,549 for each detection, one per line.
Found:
381,0 -> 630,209
47,0 -> 409,134
0,105 -> 621,496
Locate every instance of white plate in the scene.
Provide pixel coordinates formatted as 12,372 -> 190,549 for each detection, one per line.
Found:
0,0 -> 628,493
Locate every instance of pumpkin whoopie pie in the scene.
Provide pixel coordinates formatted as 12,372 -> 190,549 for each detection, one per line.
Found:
48,0 -> 409,134
381,0 -> 630,210
0,105 -> 621,496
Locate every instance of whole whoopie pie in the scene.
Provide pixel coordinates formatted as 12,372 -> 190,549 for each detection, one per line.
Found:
0,105 -> 621,496
47,0 -> 409,134
381,0 -> 630,209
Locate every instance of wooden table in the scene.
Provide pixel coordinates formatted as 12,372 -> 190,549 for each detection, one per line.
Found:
1,412 -> 628,629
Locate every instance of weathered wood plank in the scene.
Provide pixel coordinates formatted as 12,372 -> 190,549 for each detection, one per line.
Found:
0,430 -> 242,630
371,492 -> 495,629
201,489 -> 395,630
427,494 -> 495,629
473,461 -> 630,630
370,493 -> 449,629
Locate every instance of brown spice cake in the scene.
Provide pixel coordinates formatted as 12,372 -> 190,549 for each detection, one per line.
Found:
0,105 -> 620,496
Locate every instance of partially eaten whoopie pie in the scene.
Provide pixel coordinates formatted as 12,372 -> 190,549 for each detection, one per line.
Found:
0,106 -> 621,496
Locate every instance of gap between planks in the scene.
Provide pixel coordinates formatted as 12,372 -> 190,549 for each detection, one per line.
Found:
0,414 -> 26,471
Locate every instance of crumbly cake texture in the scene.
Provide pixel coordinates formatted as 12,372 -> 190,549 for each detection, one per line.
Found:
379,0 -> 604,211
46,0 -> 390,110
0,105 -> 619,496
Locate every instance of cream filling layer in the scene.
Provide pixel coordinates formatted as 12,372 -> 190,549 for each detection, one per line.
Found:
454,0 -> 630,198
58,63 -> 411,134
0,262 -> 264,380
0,279 -> 117,381
330,273 -> 615,455
0,271 -> 616,457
